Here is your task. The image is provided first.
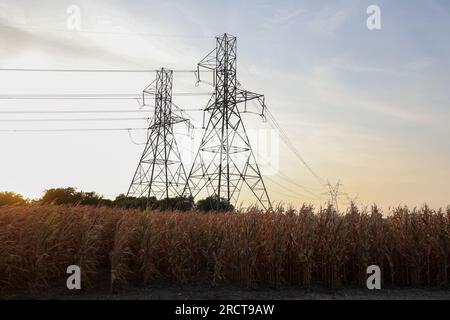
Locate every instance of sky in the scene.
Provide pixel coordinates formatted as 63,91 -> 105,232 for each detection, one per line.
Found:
0,0 -> 449,209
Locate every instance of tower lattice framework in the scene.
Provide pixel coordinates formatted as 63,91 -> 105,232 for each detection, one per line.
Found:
127,68 -> 190,202
185,34 -> 271,209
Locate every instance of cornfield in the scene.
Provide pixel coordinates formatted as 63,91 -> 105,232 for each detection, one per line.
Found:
0,204 -> 449,297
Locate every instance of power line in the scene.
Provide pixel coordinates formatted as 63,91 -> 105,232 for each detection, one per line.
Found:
177,108 -> 205,112
0,93 -> 213,99
0,68 -> 154,73
269,189 -> 313,202
264,176 -> 315,200
251,139 -> 323,200
127,129 -> 194,147
276,171 -> 324,199
0,94 -> 140,100
172,93 -> 213,97
171,102 -> 200,126
0,109 -> 152,114
0,96 -> 138,100
0,117 -> 150,122
0,68 -> 213,73
0,93 -> 139,96
127,129 -> 147,146
265,107 -> 326,186
0,128 -> 148,133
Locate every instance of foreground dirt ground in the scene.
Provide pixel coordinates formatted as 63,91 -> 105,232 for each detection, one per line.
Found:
13,285 -> 450,300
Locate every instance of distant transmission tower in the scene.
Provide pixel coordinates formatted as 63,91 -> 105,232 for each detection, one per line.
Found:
185,34 -> 271,210
127,68 -> 191,204
323,180 -> 347,212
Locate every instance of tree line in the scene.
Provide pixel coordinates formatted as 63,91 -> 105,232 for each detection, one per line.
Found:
0,188 -> 234,212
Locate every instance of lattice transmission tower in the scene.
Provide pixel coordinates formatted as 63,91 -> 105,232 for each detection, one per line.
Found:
127,68 -> 191,203
322,180 -> 347,212
184,34 -> 271,210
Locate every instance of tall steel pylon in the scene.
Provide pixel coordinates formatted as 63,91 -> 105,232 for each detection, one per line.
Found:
127,68 -> 191,203
185,34 -> 271,210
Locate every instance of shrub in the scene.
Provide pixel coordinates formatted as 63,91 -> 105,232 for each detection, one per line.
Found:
0,192 -> 26,206
196,196 -> 234,212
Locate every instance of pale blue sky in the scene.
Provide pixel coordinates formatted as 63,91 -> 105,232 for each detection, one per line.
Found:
0,0 -> 449,208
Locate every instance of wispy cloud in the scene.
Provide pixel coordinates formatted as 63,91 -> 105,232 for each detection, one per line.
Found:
0,21 -> 137,67
267,7 -> 305,28
307,5 -> 351,35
